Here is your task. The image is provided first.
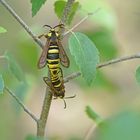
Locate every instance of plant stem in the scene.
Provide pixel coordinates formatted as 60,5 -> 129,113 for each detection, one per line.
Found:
84,125 -> 97,140
5,86 -> 38,122
64,53 -> 140,83
97,53 -> 140,68
37,88 -> 52,137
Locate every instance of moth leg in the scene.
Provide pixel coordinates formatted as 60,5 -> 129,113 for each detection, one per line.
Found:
65,94 -> 76,99
43,77 -> 60,94
38,34 -> 48,39
38,34 -> 45,39
43,77 -> 55,93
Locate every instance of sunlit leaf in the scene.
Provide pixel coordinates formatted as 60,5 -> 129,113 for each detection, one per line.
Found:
94,70 -> 118,91
31,0 -> 47,16
86,29 -> 118,61
135,66 -> 140,84
0,26 -> 7,33
0,75 -> 4,94
54,0 -> 80,24
69,32 -> 100,85
94,111 -> 140,140
54,0 -> 65,19
67,1 -> 80,25
86,106 -> 103,124
4,51 -> 26,82
16,40 -> 38,73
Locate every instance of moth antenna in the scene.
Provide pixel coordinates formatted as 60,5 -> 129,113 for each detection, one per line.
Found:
65,94 -> 76,99
54,24 -> 65,29
63,99 -> 67,109
43,24 -> 52,29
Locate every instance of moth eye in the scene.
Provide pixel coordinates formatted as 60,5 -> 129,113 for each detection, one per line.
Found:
48,33 -> 52,37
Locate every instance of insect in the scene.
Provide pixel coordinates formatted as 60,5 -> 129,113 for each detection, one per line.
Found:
38,24 -> 70,69
43,68 -> 75,109
38,24 -> 75,108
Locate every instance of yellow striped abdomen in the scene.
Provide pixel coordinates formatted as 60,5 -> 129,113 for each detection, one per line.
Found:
47,45 -> 64,97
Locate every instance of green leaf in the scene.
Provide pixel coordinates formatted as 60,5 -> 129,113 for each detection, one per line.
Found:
80,0 -> 117,30
54,0 -> 65,19
67,1 -> 80,25
85,106 -> 103,124
95,111 -> 140,140
16,39 -> 38,73
68,32 -> 100,85
54,0 -> 80,25
4,51 -> 26,82
0,26 -> 7,33
135,66 -> 140,84
0,75 -> 4,94
86,29 -> 118,61
13,82 -> 29,113
31,0 -> 47,16
94,70 -> 118,91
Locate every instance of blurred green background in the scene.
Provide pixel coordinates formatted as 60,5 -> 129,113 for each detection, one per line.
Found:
0,0 -> 140,140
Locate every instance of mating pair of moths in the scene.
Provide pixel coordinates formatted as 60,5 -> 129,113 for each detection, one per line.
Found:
38,24 -> 75,108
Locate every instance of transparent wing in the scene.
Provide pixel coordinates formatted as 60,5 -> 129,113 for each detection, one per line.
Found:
57,40 -> 70,68
37,40 -> 50,69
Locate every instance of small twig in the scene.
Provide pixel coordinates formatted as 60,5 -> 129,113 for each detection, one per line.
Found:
64,53 -> 140,83
4,86 -> 38,122
0,0 -> 43,49
97,53 -> 140,68
64,8 -> 101,36
0,55 -> 5,59
64,71 -> 81,83
84,125 -> 97,140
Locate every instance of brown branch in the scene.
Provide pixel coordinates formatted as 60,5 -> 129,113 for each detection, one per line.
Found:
97,53 -> 140,68
37,88 -> 52,136
64,53 -> 140,83
4,86 -> 38,122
